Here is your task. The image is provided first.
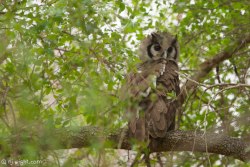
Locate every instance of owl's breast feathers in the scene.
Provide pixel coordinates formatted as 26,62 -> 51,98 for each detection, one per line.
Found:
157,60 -> 180,96
147,60 -> 180,138
124,59 -> 180,141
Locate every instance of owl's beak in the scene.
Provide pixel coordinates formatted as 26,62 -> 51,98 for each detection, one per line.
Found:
161,50 -> 167,59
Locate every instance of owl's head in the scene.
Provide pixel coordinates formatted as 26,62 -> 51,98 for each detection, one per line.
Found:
139,32 -> 179,62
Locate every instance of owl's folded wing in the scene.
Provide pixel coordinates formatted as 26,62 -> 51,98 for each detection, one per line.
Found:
147,61 -> 180,138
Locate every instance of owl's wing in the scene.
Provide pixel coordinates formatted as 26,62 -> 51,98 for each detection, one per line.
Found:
121,60 -> 164,141
124,72 -> 149,141
147,61 -> 180,138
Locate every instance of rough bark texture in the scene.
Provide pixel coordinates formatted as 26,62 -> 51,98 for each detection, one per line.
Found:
40,126 -> 250,162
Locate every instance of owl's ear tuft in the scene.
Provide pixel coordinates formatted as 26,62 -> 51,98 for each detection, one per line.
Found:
172,35 -> 178,45
151,32 -> 158,38
151,32 -> 160,43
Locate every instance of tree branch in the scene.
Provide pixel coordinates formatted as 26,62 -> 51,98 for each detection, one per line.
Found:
178,35 -> 250,104
40,126 -> 250,162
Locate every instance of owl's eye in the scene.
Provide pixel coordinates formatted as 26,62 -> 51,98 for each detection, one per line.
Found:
167,46 -> 173,53
153,44 -> 161,51
147,43 -> 162,59
167,46 -> 177,59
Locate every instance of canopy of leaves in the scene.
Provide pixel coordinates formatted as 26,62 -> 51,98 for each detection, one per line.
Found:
0,0 -> 249,166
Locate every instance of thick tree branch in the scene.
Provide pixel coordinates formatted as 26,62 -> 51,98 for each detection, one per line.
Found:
178,35 -> 250,104
41,126 -> 250,162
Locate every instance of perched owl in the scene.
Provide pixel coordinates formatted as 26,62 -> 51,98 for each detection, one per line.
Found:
122,32 -> 180,142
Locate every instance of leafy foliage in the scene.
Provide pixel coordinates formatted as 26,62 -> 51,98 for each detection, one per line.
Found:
0,0 -> 249,166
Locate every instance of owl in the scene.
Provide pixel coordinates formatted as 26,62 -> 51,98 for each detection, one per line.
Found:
123,32 -> 180,142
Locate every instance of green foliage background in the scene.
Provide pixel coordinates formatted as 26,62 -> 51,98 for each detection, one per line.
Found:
0,0 -> 249,166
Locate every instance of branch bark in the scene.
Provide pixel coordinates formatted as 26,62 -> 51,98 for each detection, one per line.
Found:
41,126 -> 250,162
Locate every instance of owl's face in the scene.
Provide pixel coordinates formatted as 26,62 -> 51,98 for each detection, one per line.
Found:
139,32 -> 179,62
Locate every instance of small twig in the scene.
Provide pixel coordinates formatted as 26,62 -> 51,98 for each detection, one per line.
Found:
144,153 -> 151,167
216,65 -> 221,83
118,128 -> 127,149
156,153 -> 163,167
54,48 -> 80,54
177,70 -> 250,90
130,152 -> 142,167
